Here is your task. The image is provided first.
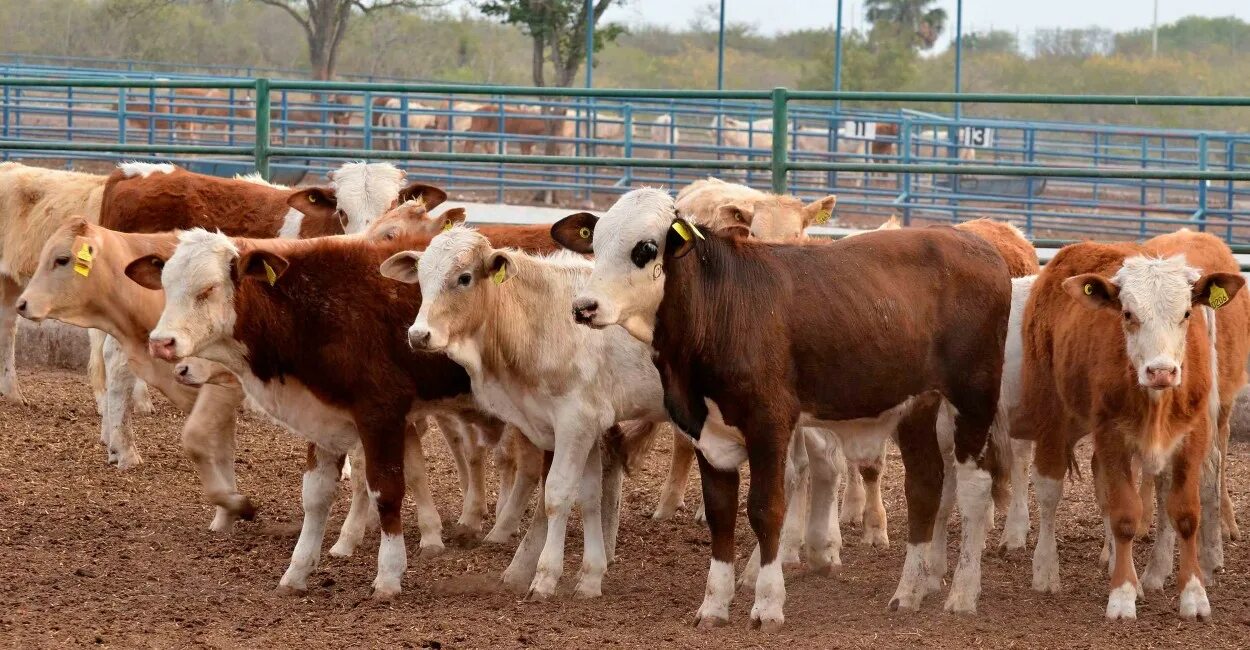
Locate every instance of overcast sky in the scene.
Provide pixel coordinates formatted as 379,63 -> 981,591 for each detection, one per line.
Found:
596,0 -> 1250,46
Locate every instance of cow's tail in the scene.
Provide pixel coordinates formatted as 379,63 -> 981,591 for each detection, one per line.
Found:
985,397 -> 1014,511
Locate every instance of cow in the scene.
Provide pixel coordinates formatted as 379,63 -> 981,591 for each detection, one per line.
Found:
381,227 -> 665,598
561,112 -> 680,158
461,105 -> 568,155
123,88 -> 255,142
371,96 -> 438,152
131,226 -> 573,597
675,177 -> 838,242
551,188 -> 1011,628
1013,234 -> 1247,621
916,128 -> 978,162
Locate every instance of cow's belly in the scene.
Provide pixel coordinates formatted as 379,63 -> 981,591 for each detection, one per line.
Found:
805,397 -> 916,464
471,379 -> 557,450
240,373 -> 358,454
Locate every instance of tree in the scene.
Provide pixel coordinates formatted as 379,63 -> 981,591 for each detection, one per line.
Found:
962,29 -> 1017,55
864,0 -> 946,50
255,0 -> 442,79
476,0 -> 625,87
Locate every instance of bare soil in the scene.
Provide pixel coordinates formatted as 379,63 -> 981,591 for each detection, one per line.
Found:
3,367 -> 1250,648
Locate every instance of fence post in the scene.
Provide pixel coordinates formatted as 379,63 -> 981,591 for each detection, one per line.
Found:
254,77 -> 271,181
622,104 -> 634,187
66,86 -> 74,142
363,90 -> 374,152
901,116 -> 912,225
1197,132 -> 1208,232
116,87 -> 127,146
771,87 -> 788,194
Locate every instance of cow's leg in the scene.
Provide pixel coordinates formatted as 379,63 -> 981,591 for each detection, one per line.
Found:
927,449 -> 957,593
861,455 -> 889,548
363,416 -> 410,600
102,335 -> 141,468
330,443 -> 376,557
1001,437 -> 1034,551
404,421 -> 445,559
1141,469 -> 1176,592
0,277 -> 24,404
890,395 -> 943,611
745,420 -> 791,632
88,329 -> 106,416
526,424 -> 598,601
1217,409 -> 1239,541
181,384 -> 252,532
487,430 -> 541,544
1198,442 -> 1223,581
436,416 -> 486,546
131,379 -> 155,415
493,431 -> 518,522
1172,434 -> 1212,621
840,450 -> 866,527
740,428 -> 807,591
944,392 -> 998,614
805,429 -> 842,574
654,432 -> 695,520
1098,441 -> 1141,621
1092,454 -> 1114,571
574,441 -> 608,598
693,451 -> 739,629
601,434 -> 624,565
277,445 -> 344,594
1031,423 -> 1068,594
502,452 -> 552,591
1137,460 -> 1155,539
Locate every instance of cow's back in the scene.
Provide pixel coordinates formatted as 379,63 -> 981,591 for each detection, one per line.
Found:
956,219 -> 1040,278
101,168 -> 289,236
0,163 -> 107,281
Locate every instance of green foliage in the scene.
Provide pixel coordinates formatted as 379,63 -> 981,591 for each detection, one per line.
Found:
865,0 -> 947,50
475,0 -> 625,86
961,30 -> 1017,54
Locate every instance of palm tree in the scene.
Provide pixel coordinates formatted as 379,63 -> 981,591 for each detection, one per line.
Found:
865,0 -> 948,50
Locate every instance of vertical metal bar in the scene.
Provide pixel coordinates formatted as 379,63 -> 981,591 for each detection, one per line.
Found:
1197,132 -> 1208,232
954,0 -> 963,120
585,0 -> 595,88
253,78 -> 271,181
834,0 -> 844,109
2,83 -> 9,143
1226,139 -> 1236,240
116,87 -> 127,146
1024,129 -> 1035,237
901,117 -> 912,225
496,100 -> 505,204
147,86 -> 155,144
65,86 -> 73,142
1139,137 -> 1148,235
400,95 -> 410,153
771,87 -> 788,194
227,87 -> 236,147
363,90 -> 374,152
717,0 -> 726,91
623,104 -> 634,186
1091,131 -> 1099,202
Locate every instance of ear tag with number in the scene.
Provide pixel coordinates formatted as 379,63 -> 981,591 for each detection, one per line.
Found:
73,240 -> 94,278
442,219 -> 454,232
492,265 -> 507,285
1209,285 -> 1229,309
263,261 -> 277,287
814,209 -> 832,224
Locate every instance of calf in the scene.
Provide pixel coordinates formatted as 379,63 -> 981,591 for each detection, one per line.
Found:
134,228 -> 561,597
675,177 -> 837,242
381,227 -> 664,599
1015,237 -> 1245,620
553,189 -> 1011,628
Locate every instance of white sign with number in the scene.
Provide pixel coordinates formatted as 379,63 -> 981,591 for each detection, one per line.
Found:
842,120 -> 877,140
958,126 -> 994,147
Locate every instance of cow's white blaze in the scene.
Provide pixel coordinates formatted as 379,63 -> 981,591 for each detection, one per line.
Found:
576,188 -> 676,343
149,229 -> 241,363
1112,255 -> 1201,391
328,162 -> 406,234
409,227 -> 490,352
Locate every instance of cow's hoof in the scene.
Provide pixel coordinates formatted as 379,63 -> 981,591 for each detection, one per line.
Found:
418,544 -> 445,560
448,524 -> 481,548
275,584 -> 307,597
694,613 -> 728,630
750,615 -> 784,632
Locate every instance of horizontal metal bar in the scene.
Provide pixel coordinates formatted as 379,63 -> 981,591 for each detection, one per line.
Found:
0,77 -> 255,89
0,140 -> 252,155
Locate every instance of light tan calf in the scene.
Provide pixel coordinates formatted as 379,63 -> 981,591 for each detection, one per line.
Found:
675,177 -> 836,242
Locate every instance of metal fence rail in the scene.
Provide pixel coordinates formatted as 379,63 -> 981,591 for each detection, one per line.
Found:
3,71 -> 1250,243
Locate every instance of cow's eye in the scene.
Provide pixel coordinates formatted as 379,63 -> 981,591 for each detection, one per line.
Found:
54,255 -> 70,267
631,240 -> 659,268
1184,310 -> 1191,320
196,286 -> 215,302
1123,311 -> 1134,322
457,273 -> 472,286
383,229 -> 397,241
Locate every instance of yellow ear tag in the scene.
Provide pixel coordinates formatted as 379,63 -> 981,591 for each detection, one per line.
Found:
1083,283 -> 1093,296
412,197 -> 426,210
578,226 -> 591,239
442,219 -> 454,232
307,193 -> 317,204
492,265 -> 506,285
263,261 -> 277,287
73,242 -> 94,278
814,209 -> 832,225
673,221 -> 703,241
1209,285 -> 1229,309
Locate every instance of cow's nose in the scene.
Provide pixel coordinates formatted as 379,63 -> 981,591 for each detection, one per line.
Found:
1145,364 -> 1179,389
408,329 -> 431,350
572,298 -> 598,325
149,337 -> 177,361
15,299 -> 27,315
176,364 -> 190,378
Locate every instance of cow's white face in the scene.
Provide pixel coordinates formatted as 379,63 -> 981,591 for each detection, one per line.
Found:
551,189 -> 677,344
327,161 -> 407,233
1065,255 -> 1244,392
146,230 -> 242,364
380,227 -> 495,354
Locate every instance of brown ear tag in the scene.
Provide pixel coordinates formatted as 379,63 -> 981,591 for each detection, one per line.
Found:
73,238 -> 94,278
263,261 -> 277,287
1084,283 -> 1093,296
1209,285 -> 1229,309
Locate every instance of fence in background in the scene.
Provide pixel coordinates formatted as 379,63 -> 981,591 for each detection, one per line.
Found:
3,65 -> 1250,243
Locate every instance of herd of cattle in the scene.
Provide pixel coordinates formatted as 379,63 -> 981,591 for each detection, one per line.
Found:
0,159 -> 1243,630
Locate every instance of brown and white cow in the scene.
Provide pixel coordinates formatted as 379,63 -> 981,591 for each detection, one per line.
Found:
1014,235 -> 1246,621
461,105 -> 567,155
675,177 -> 837,242
553,189 -> 1011,628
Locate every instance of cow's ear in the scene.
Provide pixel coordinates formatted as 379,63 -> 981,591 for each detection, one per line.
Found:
398,183 -> 448,210
715,202 -> 752,227
379,251 -> 422,284
236,251 -> 289,287
1063,274 -> 1119,310
1192,272 -> 1245,310
437,207 -> 468,232
665,218 -> 701,259
551,212 -> 598,254
124,254 -> 168,291
287,187 -> 339,220
486,251 -> 513,285
803,195 -> 837,227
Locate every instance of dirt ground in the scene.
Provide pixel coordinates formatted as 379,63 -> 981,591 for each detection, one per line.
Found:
3,368 -> 1250,649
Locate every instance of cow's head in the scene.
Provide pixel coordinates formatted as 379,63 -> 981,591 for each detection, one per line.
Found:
365,193 -> 464,243
743,194 -> 837,242
1064,255 -> 1244,391
16,218 -> 101,324
323,162 -> 411,233
128,229 -> 267,365
551,188 -> 685,344
380,227 -> 500,354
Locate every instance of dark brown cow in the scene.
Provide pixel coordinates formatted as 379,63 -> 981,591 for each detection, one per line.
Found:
551,188 -> 1010,628
462,104 -> 568,155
